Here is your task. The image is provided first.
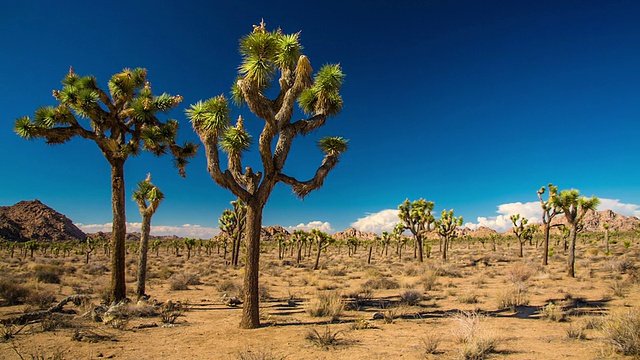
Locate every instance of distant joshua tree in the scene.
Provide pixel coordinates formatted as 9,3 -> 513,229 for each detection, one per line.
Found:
15,68 -> 197,303
218,199 -> 247,267
398,199 -> 435,262
311,229 -> 333,270
552,189 -> 600,277
436,209 -> 463,261
537,184 -> 563,266
186,22 -> 347,328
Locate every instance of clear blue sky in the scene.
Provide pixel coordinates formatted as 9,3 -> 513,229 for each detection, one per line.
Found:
2,0 -> 639,237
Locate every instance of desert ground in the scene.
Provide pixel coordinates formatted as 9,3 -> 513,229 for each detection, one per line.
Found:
0,234 -> 638,360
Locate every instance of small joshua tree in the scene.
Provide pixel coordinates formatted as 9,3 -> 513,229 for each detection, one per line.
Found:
132,174 -> 164,300
311,229 -> 333,270
510,214 -> 529,258
436,209 -> 463,261
218,199 -> 247,267
538,184 -> 563,265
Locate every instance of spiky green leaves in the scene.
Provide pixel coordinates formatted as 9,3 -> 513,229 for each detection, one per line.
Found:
108,68 -> 147,101
133,175 -> 165,212
186,95 -> 231,137
220,116 -> 252,155
238,24 -> 303,90
299,64 -> 344,116
317,136 -> 348,156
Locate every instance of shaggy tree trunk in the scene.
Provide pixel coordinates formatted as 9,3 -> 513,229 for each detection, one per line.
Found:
109,160 -> 127,304
441,237 -> 448,261
567,226 -> 578,277
240,202 -> 264,329
136,214 -> 152,300
367,245 -> 373,264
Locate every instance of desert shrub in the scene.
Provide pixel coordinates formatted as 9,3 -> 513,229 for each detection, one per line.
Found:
505,262 -> 535,284
41,313 -> 74,332
83,263 -> 109,276
452,311 -> 499,360
327,267 -> 347,277
601,308 -> 640,356
238,348 -> 285,360
217,279 -> 242,297
606,256 -> 635,274
565,323 -> 587,340
159,300 -> 185,325
422,333 -> 441,355
362,277 -> 399,290
305,326 -> 348,348
420,270 -> 438,291
33,264 -> 64,284
0,276 -> 30,305
350,318 -> 374,330
168,271 -> 201,291
609,280 -> 627,298
25,289 -> 56,309
258,283 -> 271,301
540,302 -> 566,322
432,264 -> 462,278
306,291 -> 343,321
399,289 -> 422,306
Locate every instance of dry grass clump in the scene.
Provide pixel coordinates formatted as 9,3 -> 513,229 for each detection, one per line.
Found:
600,308 -> 640,356
305,291 -> 344,321
422,332 -> 441,355
605,256 -> 635,274
495,283 -> 528,311
159,300 -> 186,325
237,348 -> 285,360
399,289 -> 423,306
420,270 -> 438,291
305,326 -> 349,348
362,276 -> 400,290
25,288 -> 56,309
452,311 -> 500,360
458,292 -> 480,304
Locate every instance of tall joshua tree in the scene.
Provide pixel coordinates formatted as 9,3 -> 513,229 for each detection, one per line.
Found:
187,22 -> 348,328
510,214 -> 529,258
133,173 -> 164,300
552,189 -> 600,277
398,199 -> 435,262
537,184 -> 563,266
436,209 -> 463,261
15,68 -> 197,303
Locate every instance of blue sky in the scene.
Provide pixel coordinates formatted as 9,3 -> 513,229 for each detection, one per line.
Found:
2,0 -> 639,237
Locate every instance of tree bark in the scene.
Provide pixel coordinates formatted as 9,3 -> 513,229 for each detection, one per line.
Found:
542,223 -> 550,266
109,160 -> 127,303
240,202 -> 263,329
567,226 -> 577,277
313,240 -> 323,270
136,214 -> 152,300
441,237 -> 448,261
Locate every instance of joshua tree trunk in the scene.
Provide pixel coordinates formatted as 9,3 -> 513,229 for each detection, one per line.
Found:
240,202 -> 264,329
110,161 -> 127,303
567,227 -> 578,277
442,237 -> 448,261
367,245 -> 373,264
542,224 -> 550,265
136,215 -> 152,299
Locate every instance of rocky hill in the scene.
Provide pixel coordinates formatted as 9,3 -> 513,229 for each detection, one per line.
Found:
333,228 -> 378,241
553,209 -> 639,232
0,200 -> 87,242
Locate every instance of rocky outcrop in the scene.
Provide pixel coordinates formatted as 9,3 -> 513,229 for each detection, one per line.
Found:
261,226 -> 290,240
332,228 -> 378,241
0,200 -> 86,242
552,209 -> 639,232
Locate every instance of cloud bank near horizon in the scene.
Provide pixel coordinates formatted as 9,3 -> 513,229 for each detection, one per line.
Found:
351,209 -> 400,234
285,221 -> 334,233
76,222 -> 220,239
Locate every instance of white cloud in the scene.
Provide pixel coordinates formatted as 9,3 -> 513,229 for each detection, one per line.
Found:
351,209 -> 399,234
597,199 -> 640,218
286,221 -> 333,233
464,201 -> 542,233
76,222 -> 220,239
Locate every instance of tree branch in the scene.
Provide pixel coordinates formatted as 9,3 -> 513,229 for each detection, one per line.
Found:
276,154 -> 339,198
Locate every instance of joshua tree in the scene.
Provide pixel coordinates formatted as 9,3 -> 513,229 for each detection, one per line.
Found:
15,68 -> 197,303
183,238 -> 196,260
311,229 -> 333,270
132,174 -> 164,299
380,231 -> 391,256
218,199 -> 247,267
551,189 -> 600,277
603,223 -> 610,253
151,239 -> 163,257
436,209 -> 463,261
510,214 -> 529,258
537,184 -> 563,265
24,240 -> 40,259
84,237 -> 97,264
187,22 -> 347,328
398,199 -> 435,262
292,230 -> 309,265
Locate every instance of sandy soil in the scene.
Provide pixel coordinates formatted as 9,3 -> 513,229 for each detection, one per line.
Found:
0,237 -> 638,359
